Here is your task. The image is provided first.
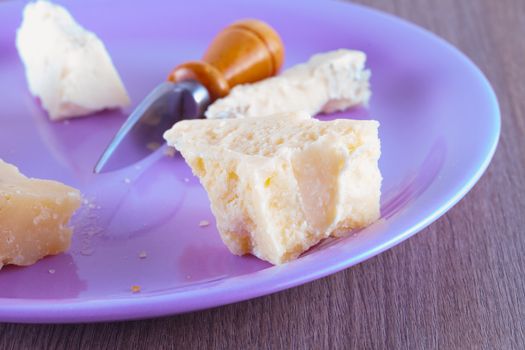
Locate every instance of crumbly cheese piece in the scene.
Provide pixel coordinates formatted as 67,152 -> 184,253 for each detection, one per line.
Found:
164,112 -> 381,265
205,50 -> 370,120
16,0 -> 130,120
0,159 -> 82,269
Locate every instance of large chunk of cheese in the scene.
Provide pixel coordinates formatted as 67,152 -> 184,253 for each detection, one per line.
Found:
164,113 -> 381,265
205,50 -> 370,120
0,159 -> 82,269
16,0 -> 130,120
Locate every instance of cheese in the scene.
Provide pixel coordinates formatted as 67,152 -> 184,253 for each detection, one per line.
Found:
16,0 -> 130,120
0,159 -> 82,269
205,50 -> 370,120
164,112 -> 381,265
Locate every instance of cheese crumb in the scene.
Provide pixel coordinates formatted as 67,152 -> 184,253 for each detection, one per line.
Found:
138,251 -> 147,259
80,247 -> 94,256
146,142 -> 161,151
199,220 -> 210,227
48,269 -> 56,274
131,285 -> 141,293
164,147 -> 176,157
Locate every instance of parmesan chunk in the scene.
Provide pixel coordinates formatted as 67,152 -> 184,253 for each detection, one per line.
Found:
164,112 -> 381,264
16,0 -> 130,120
0,159 -> 82,269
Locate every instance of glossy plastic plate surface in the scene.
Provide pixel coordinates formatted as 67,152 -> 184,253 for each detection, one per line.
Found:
0,0 -> 499,323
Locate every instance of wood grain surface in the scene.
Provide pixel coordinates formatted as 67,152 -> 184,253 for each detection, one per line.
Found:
1,0 -> 524,349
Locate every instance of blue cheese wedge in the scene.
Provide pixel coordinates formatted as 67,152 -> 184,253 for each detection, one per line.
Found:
164,112 -> 381,265
205,50 -> 370,120
16,0 -> 130,120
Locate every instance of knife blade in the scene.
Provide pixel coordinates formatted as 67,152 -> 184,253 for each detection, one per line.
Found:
94,80 -> 209,173
94,19 -> 284,173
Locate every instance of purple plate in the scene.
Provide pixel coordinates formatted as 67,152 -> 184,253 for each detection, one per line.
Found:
0,0 -> 499,323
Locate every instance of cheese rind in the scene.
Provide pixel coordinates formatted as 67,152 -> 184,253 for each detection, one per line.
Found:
0,159 -> 82,269
164,113 -> 381,265
16,0 -> 130,120
205,50 -> 370,120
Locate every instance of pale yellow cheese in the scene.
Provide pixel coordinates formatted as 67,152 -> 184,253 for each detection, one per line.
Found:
205,50 -> 371,120
0,159 -> 82,269
164,112 -> 381,265
16,0 -> 130,120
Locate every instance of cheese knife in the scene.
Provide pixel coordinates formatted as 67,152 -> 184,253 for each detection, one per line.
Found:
94,19 -> 284,173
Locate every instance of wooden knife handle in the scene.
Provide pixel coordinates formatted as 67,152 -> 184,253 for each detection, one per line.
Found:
167,19 -> 284,101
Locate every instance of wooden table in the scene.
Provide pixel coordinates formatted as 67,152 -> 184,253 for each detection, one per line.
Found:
1,0 -> 524,348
